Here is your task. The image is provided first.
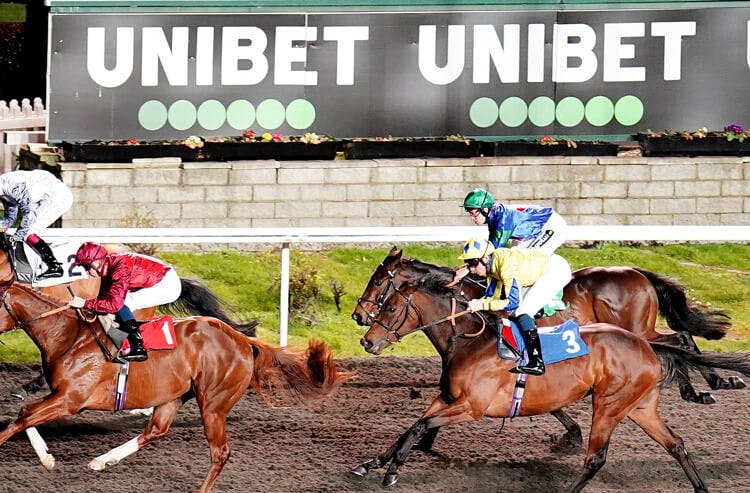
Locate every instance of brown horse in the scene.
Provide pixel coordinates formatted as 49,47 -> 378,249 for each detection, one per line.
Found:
3,236 -> 258,398
352,249 -> 741,451
352,266 -> 750,491
0,254 -> 352,492
353,248 -> 739,404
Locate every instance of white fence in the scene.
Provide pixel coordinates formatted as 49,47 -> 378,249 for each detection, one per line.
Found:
0,97 -> 47,172
37,225 -> 750,345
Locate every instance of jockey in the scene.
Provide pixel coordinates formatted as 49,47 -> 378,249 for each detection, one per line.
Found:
461,188 -> 567,252
0,170 -> 74,280
68,242 -> 182,362
459,237 -> 572,376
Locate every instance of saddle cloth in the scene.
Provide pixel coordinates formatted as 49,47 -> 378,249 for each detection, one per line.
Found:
497,318 -> 590,364
7,238 -> 89,287
121,315 -> 177,352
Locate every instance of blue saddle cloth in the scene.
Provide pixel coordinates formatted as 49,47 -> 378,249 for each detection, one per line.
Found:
497,319 -> 590,364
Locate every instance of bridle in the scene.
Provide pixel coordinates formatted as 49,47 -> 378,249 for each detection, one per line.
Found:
372,282 -> 487,346
355,262 -> 399,325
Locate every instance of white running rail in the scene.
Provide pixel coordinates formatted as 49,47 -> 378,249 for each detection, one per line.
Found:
34,225 -> 750,345
0,97 -> 47,172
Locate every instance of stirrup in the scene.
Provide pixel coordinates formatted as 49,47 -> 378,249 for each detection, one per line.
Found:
509,362 -> 545,376
37,264 -> 63,280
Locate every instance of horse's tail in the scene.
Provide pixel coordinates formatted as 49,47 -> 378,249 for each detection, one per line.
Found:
651,341 -> 750,385
161,277 -> 258,336
247,337 -> 355,407
634,267 -> 730,340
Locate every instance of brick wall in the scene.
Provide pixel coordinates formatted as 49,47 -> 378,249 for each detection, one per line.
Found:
58,156 -> 750,229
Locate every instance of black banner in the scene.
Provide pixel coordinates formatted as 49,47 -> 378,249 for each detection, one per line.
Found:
48,8 -> 750,140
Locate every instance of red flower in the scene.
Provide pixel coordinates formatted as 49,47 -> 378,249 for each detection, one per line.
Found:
127,138 -> 138,145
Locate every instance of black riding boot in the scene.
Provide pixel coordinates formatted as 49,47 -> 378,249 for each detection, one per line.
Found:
119,319 -> 148,362
510,315 -> 545,376
30,239 -> 63,280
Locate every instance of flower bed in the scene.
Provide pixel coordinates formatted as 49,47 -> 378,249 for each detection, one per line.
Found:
203,132 -> 339,161
494,137 -> 619,157
342,136 -> 482,159
60,140 -> 203,163
636,126 -> 750,157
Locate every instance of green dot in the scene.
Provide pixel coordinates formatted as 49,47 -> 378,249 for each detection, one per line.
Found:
167,100 -> 197,131
138,100 -> 168,131
256,99 -> 286,130
469,97 -> 498,128
614,95 -> 644,126
226,100 -> 255,130
556,97 -> 585,127
498,97 -> 527,128
286,99 -> 316,130
528,96 -> 555,127
196,100 -> 226,131
585,96 -> 614,127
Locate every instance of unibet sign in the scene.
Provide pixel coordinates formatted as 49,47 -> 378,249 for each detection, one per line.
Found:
48,8 -> 750,140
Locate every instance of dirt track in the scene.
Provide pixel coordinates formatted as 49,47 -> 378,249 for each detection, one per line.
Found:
0,358 -> 748,493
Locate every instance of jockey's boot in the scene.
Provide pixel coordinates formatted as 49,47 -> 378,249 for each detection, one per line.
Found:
510,315 -> 545,376
120,319 -> 148,362
31,239 -> 63,280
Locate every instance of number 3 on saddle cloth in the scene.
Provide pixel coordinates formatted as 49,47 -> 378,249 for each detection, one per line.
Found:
498,318 -> 590,364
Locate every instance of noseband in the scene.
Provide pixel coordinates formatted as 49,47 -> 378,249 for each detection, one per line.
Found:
356,262 -> 399,324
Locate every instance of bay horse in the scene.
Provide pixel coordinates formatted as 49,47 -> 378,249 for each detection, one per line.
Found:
352,266 -> 750,491
353,248 -> 739,403
0,255 -> 352,492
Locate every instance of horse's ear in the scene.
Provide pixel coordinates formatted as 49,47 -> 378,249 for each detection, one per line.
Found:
389,246 -> 398,255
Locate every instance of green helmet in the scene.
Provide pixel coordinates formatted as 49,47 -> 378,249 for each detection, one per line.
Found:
462,188 -> 494,210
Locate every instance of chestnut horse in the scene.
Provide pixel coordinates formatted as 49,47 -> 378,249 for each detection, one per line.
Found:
352,266 -> 750,491
0,254 -> 352,492
3,236 -> 258,398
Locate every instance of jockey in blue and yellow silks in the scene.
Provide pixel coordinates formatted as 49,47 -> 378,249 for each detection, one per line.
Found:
459,238 -> 572,376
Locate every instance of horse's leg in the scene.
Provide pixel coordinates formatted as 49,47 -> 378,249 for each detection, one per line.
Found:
413,426 -> 440,452
196,409 -> 231,493
88,398 -> 183,471
0,392 -> 78,451
351,420 -> 421,477
381,398 -> 478,488
656,333 -> 717,404
550,409 -> 583,451
676,332 -> 746,391
627,394 -> 708,493
25,427 -> 55,470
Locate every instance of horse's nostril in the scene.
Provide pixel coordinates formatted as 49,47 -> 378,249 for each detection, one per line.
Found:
352,313 -> 360,322
360,338 -> 370,349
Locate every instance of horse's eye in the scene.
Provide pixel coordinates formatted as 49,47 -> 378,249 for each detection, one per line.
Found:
375,279 -> 383,287
388,306 -> 396,312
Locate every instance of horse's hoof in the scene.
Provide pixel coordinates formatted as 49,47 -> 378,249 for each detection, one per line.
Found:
383,473 -> 399,488
350,465 -> 368,477
41,455 -> 55,471
10,387 -> 27,400
88,458 -> 106,471
727,376 -> 746,390
697,392 -> 717,405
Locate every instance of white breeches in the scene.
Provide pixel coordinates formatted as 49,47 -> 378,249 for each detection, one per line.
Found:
515,212 -> 567,254
27,187 -> 74,237
125,268 -> 181,310
515,254 -> 572,318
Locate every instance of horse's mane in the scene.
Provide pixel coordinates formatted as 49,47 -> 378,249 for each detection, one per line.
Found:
399,258 -> 455,297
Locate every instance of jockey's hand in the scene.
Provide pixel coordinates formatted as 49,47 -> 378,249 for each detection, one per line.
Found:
467,299 -> 484,313
68,296 -> 86,309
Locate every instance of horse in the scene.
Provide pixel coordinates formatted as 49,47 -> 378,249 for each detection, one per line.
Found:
0,254 -> 352,492
351,266 -> 750,491
352,250 -> 741,450
353,248 -> 740,403
2,235 -> 258,398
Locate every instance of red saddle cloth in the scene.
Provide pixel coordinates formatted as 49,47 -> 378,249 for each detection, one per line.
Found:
121,315 -> 177,352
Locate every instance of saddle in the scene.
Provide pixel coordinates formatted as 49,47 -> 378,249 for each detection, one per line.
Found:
97,314 -> 177,357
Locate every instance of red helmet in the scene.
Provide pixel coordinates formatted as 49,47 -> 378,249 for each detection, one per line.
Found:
73,242 -> 108,266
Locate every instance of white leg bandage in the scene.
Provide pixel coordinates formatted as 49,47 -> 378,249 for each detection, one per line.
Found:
26,427 -> 55,470
89,436 -> 140,471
